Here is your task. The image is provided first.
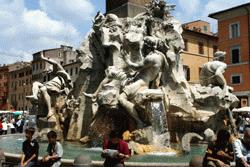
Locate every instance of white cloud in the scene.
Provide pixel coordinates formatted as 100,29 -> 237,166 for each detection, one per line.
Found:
174,0 -> 250,32
39,0 -> 95,26
0,0 -> 83,65
177,0 -> 200,19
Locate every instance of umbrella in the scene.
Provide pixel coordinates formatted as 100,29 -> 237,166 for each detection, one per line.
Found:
13,111 -> 23,116
232,107 -> 250,113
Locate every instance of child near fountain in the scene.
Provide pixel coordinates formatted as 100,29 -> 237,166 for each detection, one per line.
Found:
20,127 -> 39,167
39,131 -> 63,167
102,130 -> 130,167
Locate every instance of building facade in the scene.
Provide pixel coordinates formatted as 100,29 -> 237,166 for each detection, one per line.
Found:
0,65 -> 9,110
32,45 -> 78,83
209,2 -> 250,107
64,61 -> 82,83
182,21 -> 218,83
8,62 -> 32,111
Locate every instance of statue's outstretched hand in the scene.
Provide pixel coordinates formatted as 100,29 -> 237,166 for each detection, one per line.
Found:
83,92 -> 97,102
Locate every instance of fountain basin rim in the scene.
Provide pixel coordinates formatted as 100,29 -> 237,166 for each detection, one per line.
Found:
0,134 -> 190,166
3,152 -> 189,166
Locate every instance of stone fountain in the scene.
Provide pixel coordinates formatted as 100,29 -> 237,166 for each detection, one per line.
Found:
26,0 -> 239,155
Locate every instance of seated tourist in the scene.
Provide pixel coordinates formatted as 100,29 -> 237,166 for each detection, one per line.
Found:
102,131 -> 130,167
20,127 -> 39,167
39,131 -> 63,167
203,129 -> 234,167
233,126 -> 250,167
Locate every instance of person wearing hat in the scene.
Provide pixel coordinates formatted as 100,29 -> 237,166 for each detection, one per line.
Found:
199,51 -> 232,96
26,52 -> 73,122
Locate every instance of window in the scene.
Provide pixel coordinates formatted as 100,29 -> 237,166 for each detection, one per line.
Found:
198,42 -> 204,54
70,68 -> 73,76
231,46 -> 240,64
204,26 -> 208,32
231,75 -> 241,84
213,45 -> 218,54
40,62 -> 43,69
32,64 -> 35,71
183,65 -> 190,81
230,23 -> 240,39
183,39 -> 188,51
19,72 -> 24,78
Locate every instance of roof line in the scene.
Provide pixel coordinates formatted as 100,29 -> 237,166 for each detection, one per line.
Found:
183,20 -> 210,25
183,28 -> 218,39
209,2 -> 250,18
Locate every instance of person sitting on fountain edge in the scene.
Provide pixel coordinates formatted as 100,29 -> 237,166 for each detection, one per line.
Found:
39,131 -> 63,167
20,127 -> 39,167
102,130 -> 130,167
203,129 -> 234,167
233,125 -> 250,167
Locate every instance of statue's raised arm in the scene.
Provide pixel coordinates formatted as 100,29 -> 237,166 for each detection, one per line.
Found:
41,52 -> 64,72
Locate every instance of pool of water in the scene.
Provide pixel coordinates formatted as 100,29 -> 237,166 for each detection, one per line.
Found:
0,134 -> 207,163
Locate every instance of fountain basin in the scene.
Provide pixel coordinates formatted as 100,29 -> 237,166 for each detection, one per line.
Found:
0,134 -> 206,167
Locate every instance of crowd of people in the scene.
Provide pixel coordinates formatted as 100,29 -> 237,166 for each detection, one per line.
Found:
0,116 -> 25,135
203,126 -> 250,167
19,129 -> 130,167
14,112 -> 250,167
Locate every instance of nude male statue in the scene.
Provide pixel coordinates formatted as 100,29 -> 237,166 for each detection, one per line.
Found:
26,53 -> 72,122
200,51 -> 231,96
119,36 -> 167,128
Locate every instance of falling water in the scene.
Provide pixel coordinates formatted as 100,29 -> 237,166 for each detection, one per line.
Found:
149,101 -> 170,148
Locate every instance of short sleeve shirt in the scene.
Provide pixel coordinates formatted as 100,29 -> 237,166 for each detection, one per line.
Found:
47,142 -> 63,157
103,139 -> 130,167
22,139 -> 39,162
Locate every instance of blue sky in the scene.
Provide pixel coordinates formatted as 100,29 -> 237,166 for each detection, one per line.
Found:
0,0 -> 249,64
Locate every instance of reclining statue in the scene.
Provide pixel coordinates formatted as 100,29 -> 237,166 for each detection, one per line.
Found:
119,36 -> 168,128
26,53 -> 73,122
199,51 -> 231,96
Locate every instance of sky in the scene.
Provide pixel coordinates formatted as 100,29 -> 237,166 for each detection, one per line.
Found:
0,0 -> 249,65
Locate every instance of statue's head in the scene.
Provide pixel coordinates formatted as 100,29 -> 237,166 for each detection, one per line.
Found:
143,36 -> 158,53
214,51 -> 226,61
100,14 -> 123,48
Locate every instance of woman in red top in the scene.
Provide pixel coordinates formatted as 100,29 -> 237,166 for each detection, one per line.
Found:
102,131 -> 130,167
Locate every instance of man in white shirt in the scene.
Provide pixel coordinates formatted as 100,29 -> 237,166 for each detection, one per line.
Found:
2,121 -> 7,135
40,131 -> 63,167
7,122 -> 16,134
233,126 -> 250,167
